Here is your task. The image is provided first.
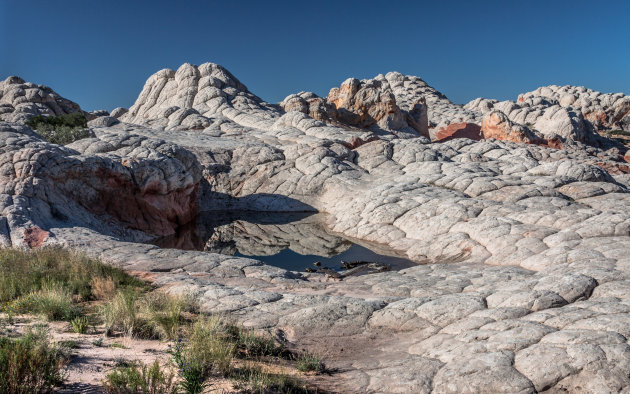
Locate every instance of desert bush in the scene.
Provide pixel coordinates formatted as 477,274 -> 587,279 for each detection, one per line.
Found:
0,329 -> 67,393
171,341 -> 206,394
103,360 -> 177,394
26,113 -> 90,145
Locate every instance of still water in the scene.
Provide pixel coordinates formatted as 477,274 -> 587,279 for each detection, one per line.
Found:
154,211 -> 417,272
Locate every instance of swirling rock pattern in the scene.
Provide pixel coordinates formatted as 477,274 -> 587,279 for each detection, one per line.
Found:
1,64 -> 630,392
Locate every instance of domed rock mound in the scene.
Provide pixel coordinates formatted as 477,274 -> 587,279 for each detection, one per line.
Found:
0,76 -> 83,123
121,63 -> 281,131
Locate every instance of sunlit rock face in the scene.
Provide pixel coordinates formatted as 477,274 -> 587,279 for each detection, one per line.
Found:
1,64 -> 630,392
0,76 -> 83,123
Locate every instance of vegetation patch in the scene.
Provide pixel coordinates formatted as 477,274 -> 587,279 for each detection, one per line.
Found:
0,247 -> 147,305
103,360 -> 177,394
609,129 -> 630,136
0,247 -> 326,392
25,112 -> 91,145
0,327 -> 68,393
71,316 -> 90,334
296,353 -> 326,374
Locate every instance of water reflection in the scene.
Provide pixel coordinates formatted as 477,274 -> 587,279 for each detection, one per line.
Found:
154,211 -> 417,271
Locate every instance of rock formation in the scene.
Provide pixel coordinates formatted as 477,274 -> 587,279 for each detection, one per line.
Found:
480,110 -> 540,143
0,76 -> 82,123
518,85 -> 630,131
1,64 -> 630,392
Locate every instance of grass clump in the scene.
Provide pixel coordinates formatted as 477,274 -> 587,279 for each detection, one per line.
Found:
171,316 -> 313,393
101,289 -> 195,340
235,328 -> 287,359
142,292 -> 188,341
103,360 -> 177,394
5,282 -> 80,321
71,316 -> 90,334
0,328 -> 68,393
296,353 -> 325,374
173,316 -> 235,379
25,112 -> 90,145
231,363 -> 308,394
101,289 -> 142,337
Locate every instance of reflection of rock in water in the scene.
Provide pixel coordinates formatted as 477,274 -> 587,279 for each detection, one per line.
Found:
204,213 -> 353,257
152,220 -> 204,250
154,211 -> 353,258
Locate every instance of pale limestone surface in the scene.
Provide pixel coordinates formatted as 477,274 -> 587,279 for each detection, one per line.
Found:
1,64 -> 630,392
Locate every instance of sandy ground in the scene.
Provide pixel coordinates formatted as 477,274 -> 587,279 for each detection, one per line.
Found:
1,314 -> 328,393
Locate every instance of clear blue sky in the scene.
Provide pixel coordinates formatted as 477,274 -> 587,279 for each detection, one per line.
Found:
1,0 -> 628,111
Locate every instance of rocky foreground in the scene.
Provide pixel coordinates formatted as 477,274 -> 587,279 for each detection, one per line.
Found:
1,64 -> 630,392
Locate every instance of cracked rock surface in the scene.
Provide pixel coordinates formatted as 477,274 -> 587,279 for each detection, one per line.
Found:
1,63 -> 630,392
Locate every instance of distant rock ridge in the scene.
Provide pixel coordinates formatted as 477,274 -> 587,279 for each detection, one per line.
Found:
465,85 -> 630,146
3,63 -> 629,158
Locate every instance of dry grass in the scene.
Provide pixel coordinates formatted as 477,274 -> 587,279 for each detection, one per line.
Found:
91,277 -> 117,301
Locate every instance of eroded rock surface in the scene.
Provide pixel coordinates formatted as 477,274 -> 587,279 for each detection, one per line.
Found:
0,76 -> 82,123
1,64 -> 630,392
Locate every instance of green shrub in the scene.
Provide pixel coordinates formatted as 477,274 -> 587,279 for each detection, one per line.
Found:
103,360 -> 177,394
0,329 -> 67,393
71,316 -> 90,334
26,112 -> 87,129
171,341 -> 206,394
26,113 -> 90,145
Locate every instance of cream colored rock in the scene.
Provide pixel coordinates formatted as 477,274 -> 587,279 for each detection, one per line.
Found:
0,76 -> 82,123
1,66 -> 630,392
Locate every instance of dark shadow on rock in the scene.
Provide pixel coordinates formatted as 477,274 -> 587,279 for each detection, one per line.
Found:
152,209 -> 317,251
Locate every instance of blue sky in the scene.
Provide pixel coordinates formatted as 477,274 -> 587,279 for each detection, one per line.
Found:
1,0 -> 628,111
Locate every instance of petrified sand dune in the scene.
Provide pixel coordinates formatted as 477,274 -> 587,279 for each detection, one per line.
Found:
1,63 -> 630,392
